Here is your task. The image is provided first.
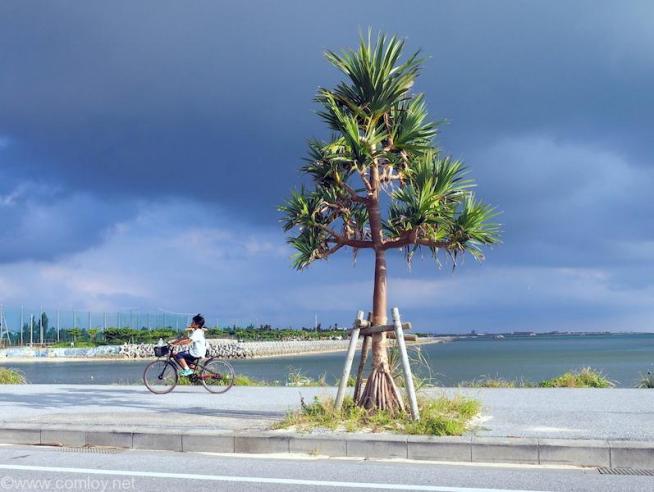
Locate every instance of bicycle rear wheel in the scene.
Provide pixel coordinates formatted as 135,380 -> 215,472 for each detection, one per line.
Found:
200,359 -> 235,394
143,360 -> 178,394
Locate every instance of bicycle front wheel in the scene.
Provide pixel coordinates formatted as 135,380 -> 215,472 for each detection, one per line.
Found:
200,359 -> 235,394
143,360 -> 178,394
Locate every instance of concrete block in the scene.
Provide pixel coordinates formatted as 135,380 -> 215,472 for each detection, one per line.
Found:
41,429 -> 86,447
407,436 -> 471,462
0,428 -> 40,445
472,437 -> 539,464
85,431 -> 132,448
346,435 -> 407,459
538,439 -> 610,467
610,441 -> 654,469
133,432 -> 182,451
289,435 -> 347,456
235,433 -> 290,454
182,433 -> 235,453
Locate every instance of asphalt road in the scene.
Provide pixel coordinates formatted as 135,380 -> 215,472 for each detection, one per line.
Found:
1,385 -> 654,440
0,444 -> 651,492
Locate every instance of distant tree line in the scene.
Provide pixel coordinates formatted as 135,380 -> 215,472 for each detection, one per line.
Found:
9,319 -> 346,346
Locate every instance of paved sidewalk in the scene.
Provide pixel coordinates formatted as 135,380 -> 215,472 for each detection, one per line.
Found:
0,385 -> 653,467
0,385 -> 652,440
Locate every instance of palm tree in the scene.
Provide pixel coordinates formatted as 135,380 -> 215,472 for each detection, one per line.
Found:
68,328 -> 82,344
280,32 -> 500,413
88,328 -> 99,344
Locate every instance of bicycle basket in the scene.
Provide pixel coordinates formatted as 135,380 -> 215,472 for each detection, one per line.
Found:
154,346 -> 169,357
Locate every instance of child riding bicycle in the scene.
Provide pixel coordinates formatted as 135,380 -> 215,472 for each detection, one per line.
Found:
170,314 -> 207,376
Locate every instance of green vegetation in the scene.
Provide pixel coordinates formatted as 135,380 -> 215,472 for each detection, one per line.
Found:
459,377 -> 533,388
103,327 -> 180,344
51,341 -> 97,348
0,368 -> 27,384
234,374 -> 266,386
459,369 -> 620,388
7,321 -> 347,347
13,325 -> 346,346
177,372 -> 335,387
177,373 -> 266,386
538,368 -> 614,388
207,326 -> 345,342
637,372 -> 654,389
388,343 -> 435,391
287,368 -> 328,387
273,395 -> 480,436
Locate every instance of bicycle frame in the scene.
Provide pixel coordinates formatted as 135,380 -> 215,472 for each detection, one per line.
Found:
157,343 -> 210,381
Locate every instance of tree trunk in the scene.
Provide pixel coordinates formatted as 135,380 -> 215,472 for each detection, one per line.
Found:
357,248 -> 405,413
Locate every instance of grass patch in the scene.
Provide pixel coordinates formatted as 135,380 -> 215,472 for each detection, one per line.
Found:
286,368 -> 328,387
538,367 -> 614,388
388,343 -> 436,390
0,367 -> 27,384
272,395 -> 480,436
637,372 -> 654,389
177,373 -> 265,386
234,374 -> 265,386
459,377 -> 533,388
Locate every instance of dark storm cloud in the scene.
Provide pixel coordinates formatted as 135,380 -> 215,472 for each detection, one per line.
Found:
0,178 -> 135,263
1,1 -> 652,223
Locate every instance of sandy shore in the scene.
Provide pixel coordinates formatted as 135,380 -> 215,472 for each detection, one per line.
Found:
0,336 -> 452,363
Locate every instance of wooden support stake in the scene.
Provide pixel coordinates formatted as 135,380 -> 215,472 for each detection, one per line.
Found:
387,332 -> 417,342
392,307 -> 420,421
353,312 -> 371,402
358,322 -> 411,336
335,310 -> 364,411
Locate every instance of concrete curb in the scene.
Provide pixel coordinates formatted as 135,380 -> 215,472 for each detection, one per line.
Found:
1,424 -> 652,468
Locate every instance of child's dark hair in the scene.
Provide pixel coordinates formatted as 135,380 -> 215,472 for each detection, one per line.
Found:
192,314 -> 205,328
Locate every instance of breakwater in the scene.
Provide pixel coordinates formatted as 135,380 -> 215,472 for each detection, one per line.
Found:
118,339 -> 357,359
0,339 -> 358,360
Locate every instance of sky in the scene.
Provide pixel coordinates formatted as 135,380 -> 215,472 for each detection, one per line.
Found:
0,1 -> 653,333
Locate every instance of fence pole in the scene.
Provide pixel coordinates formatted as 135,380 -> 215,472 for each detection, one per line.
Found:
20,305 -> 24,346
335,310 -> 364,411
29,314 -> 33,346
39,305 -> 43,345
56,310 -> 60,342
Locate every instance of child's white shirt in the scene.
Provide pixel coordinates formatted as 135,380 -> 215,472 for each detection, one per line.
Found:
189,329 -> 207,358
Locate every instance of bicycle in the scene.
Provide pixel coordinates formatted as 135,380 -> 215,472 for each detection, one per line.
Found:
143,341 -> 235,395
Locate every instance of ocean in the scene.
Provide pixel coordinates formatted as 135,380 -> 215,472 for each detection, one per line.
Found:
4,333 -> 654,387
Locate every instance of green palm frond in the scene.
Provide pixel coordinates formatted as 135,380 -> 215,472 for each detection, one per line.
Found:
301,140 -> 355,187
278,188 -> 322,231
407,151 -> 473,197
385,152 -> 473,234
324,31 -> 422,118
389,94 -> 437,153
288,229 -> 327,270
447,195 -> 501,261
